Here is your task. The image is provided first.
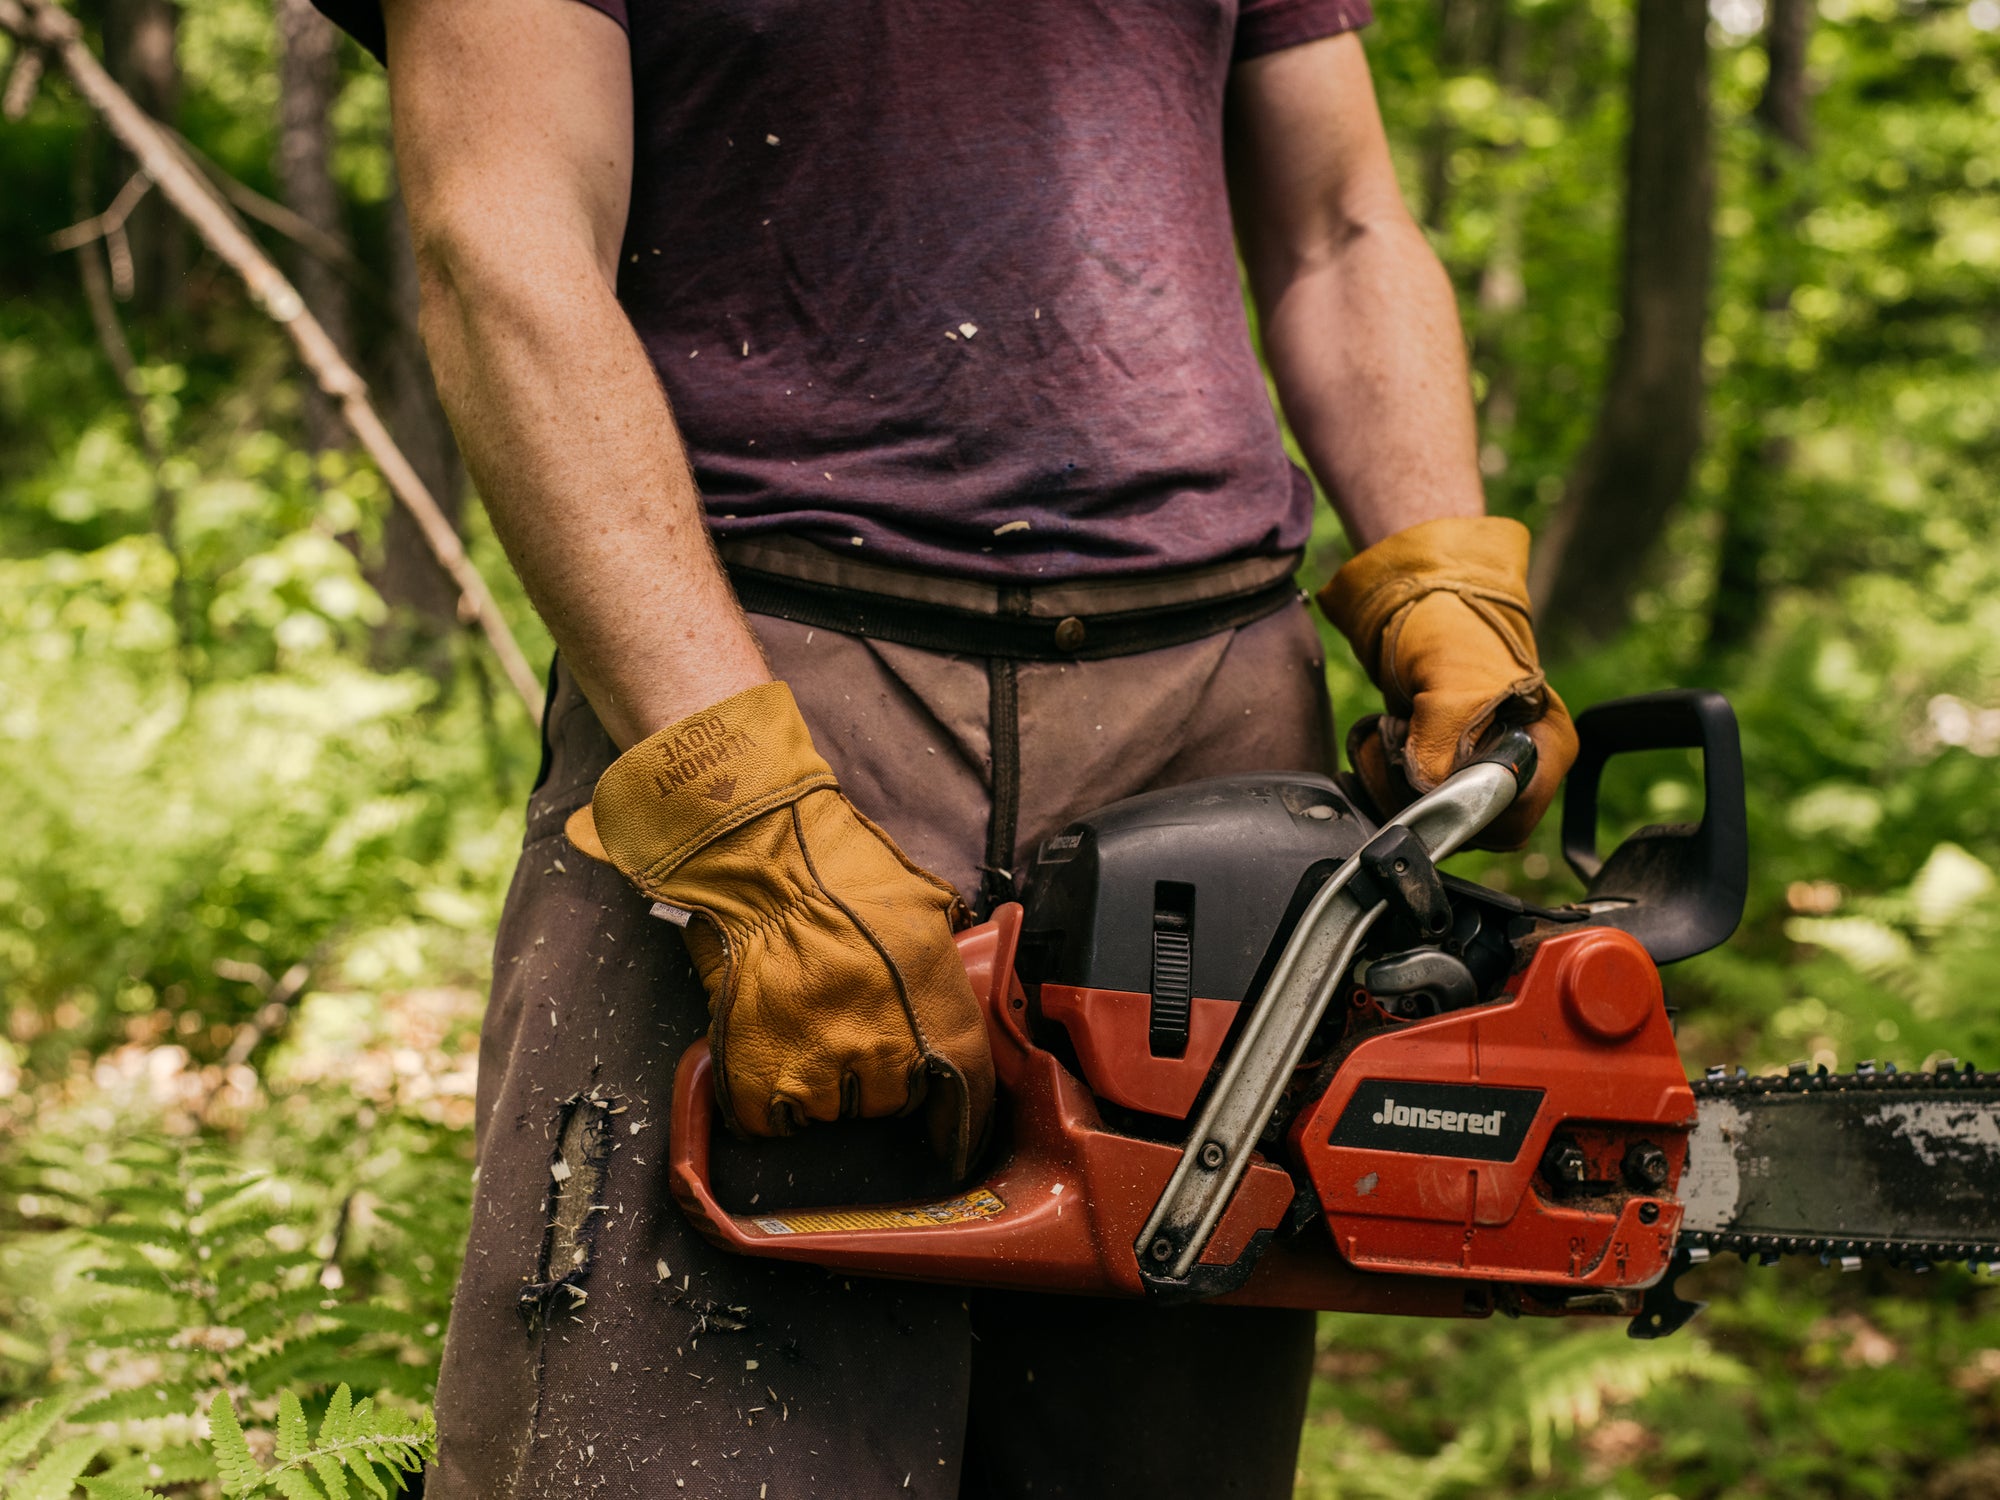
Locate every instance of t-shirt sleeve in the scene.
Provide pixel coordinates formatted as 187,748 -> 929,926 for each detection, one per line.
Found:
1233,0 -> 1374,63
309,0 -> 627,65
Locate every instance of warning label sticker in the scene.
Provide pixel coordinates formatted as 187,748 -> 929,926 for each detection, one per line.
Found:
750,1189 -> 1006,1236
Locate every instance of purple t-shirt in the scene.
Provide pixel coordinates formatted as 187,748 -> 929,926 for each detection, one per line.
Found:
321,0 -> 1372,580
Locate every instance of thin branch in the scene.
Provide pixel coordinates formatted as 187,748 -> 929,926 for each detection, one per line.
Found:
216,956 -> 314,1067
170,125 -> 384,297
1,0 -> 545,722
104,217 -> 132,297
50,165 -> 152,249
2,34 -> 41,118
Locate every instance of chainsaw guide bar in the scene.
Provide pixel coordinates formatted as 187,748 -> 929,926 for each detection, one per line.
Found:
1681,1062 -> 2000,1266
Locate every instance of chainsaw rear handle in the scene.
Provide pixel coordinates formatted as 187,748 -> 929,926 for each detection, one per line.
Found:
662,904 -> 1353,1300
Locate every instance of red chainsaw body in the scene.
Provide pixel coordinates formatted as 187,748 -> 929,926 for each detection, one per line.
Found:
1294,926 -> 1693,1287
668,903 -> 1695,1315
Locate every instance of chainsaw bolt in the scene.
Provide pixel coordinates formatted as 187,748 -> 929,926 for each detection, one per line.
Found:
1623,1142 -> 1671,1193
1199,1142 -> 1226,1170
1148,1236 -> 1175,1263
1638,1202 -> 1661,1226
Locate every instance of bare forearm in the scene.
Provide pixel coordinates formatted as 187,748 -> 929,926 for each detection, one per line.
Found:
1258,217 -> 1484,550
417,247 -> 770,749
381,0 -> 764,749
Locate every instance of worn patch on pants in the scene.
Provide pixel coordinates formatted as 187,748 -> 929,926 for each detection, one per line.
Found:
518,1089 -> 620,1330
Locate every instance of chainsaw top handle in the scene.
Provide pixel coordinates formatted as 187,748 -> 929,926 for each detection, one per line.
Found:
1469,723 -> 1539,795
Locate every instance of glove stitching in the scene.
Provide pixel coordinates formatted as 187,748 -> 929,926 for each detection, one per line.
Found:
1378,585 -> 1538,705
786,801 -> 927,1052
626,770 -> 840,894
787,799 -> 959,1139
687,880 -> 828,1139
696,907 -> 748,1139
679,886 -> 824,948
1459,591 -> 1540,674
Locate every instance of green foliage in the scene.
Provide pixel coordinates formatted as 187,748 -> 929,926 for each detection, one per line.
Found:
0,1115 -> 453,1497
1297,1324 -> 1744,1500
205,1387 -> 429,1500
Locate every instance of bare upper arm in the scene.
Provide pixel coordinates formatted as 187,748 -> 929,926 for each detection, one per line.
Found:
1224,32 -> 1414,296
382,0 -> 633,288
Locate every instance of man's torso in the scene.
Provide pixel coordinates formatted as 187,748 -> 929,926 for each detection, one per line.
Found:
597,0 -> 1338,579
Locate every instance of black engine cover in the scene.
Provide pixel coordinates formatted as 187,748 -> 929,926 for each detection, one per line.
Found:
1016,773 -> 1376,1005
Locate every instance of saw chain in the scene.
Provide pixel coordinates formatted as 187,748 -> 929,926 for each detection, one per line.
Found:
1679,1059 -> 2000,1268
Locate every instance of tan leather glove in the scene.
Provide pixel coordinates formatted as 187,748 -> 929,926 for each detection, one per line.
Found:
564,682 -> 995,1177
1318,515 -> 1577,851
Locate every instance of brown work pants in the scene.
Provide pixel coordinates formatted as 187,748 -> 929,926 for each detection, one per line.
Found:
430,593 -> 1336,1499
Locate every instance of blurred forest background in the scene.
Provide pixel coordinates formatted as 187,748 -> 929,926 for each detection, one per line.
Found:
0,0 -> 1997,1494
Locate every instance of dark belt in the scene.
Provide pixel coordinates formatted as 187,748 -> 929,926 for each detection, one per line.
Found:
727,567 -> 1304,661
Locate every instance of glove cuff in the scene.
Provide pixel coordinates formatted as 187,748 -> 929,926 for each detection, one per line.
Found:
578,681 -> 837,896
1316,515 -> 1533,682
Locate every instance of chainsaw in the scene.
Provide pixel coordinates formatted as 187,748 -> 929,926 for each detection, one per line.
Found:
665,691 -> 2000,1337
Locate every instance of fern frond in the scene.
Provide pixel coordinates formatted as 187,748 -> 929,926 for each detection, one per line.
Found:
231,1288 -> 335,1341
275,1394 -> 310,1464
1297,1328 -> 1744,1500
306,1456 -> 350,1500
7,1433 -> 104,1500
83,1269 -> 174,1296
86,1223 -> 182,1249
80,1482 -> 168,1500
205,1393 -> 262,1497
1514,1330 -> 1741,1477
316,1389 -> 352,1447
0,1399 -> 73,1471
325,1306 -> 428,1340
189,1176 -> 269,1215
95,1445 -> 210,1488
255,1389 -> 430,1500
70,1386 -> 194,1425
234,1329 -> 372,1396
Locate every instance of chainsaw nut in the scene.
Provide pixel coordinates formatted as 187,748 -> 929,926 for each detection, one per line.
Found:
1623,1141 -> 1671,1192
1542,1137 -> 1589,1196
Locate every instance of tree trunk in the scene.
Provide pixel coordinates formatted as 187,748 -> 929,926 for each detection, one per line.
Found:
1419,0 -> 1491,230
1706,0 -> 1815,659
1529,0 -> 1714,652
1472,2 -> 1525,457
1756,0 -> 1814,151
97,0 -> 181,314
273,0 -> 353,455
370,183 -> 468,642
